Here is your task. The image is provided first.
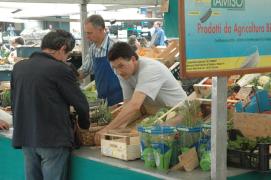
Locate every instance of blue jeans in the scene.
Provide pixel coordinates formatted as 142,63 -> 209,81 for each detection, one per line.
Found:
22,147 -> 71,180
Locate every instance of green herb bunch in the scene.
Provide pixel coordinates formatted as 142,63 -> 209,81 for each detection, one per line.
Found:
178,100 -> 202,128
91,100 -> 112,125
1,89 -> 11,107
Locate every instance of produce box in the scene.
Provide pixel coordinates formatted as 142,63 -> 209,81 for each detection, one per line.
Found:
0,71 -> 11,81
233,112 -> 271,139
156,39 -> 179,67
194,87 -> 239,109
235,90 -> 271,113
101,133 -> 140,160
169,62 -> 202,95
137,47 -> 163,59
16,46 -> 41,58
236,73 -> 260,87
0,81 -> 10,91
138,39 -> 179,68
227,128 -> 271,171
193,77 -> 212,99
193,75 -> 240,99
227,143 -> 270,171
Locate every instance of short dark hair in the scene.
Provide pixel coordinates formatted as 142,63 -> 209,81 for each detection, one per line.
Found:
127,35 -> 138,52
108,42 -> 139,62
85,14 -> 105,29
41,29 -> 75,53
14,37 -> 24,45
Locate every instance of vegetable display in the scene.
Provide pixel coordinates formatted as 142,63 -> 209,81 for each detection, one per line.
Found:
139,107 -> 170,127
178,100 -> 202,128
90,100 -> 112,125
1,89 -> 11,107
228,136 -> 271,151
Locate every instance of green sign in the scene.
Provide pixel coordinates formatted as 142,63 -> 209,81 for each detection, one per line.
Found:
211,0 -> 245,9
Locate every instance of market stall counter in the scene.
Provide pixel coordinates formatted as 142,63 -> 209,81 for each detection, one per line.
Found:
0,129 -> 252,180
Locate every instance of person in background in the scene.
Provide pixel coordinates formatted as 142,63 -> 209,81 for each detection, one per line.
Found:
11,29 -> 90,180
78,14 -> 123,106
138,36 -> 148,48
0,119 -> 9,130
94,42 -> 187,144
8,37 -> 25,63
11,37 -> 24,48
150,21 -> 166,47
127,35 -> 141,52
0,27 -> 3,45
48,24 -> 53,30
7,24 -> 16,37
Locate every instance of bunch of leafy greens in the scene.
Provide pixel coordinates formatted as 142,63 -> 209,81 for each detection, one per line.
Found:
178,100 -> 202,128
139,107 -> 170,127
91,100 -> 112,125
1,89 -> 11,107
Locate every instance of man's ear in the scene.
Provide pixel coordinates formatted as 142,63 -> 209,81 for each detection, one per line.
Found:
60,45 -> 66,52
131,56 -> 137,62
100,27 -> 105,33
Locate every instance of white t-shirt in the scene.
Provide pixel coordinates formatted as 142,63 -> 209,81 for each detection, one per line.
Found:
119,58 -> 187,108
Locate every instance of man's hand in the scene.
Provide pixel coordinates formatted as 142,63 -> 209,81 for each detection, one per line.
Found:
0,120 -> 9,130
78,70 -> 85,80
94,127 -> 108,146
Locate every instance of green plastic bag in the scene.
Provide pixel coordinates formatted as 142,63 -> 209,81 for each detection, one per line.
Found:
200,152 -> 211,171
143,147 -> 156,168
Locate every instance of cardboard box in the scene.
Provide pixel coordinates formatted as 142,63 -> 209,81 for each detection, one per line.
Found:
233,112 -> 271,139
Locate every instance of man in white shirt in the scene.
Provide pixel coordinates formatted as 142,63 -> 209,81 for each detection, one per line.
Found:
94,42 -> 187,144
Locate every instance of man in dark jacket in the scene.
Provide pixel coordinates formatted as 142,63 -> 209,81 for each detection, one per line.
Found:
11,29 -> 90,180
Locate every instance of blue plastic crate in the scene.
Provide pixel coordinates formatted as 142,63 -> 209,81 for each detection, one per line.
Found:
0,71 -> 11,81
17,46 -> 41,58
235,90 -> 271,113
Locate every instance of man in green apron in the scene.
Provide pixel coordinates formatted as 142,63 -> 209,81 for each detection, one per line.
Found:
79,15 -> 123,106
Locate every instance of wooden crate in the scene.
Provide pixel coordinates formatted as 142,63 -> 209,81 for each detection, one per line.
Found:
101,133 -> 140,160
137,47 -> 164,58
156,39 -> 179,67
138,39 -> 179,68
233,112 -> 271,139
193,75 -> 241,98
0,81 -> 10,91
193,77 -> 212,98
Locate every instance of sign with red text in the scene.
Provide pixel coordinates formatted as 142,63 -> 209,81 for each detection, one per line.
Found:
179,0 -> 271,77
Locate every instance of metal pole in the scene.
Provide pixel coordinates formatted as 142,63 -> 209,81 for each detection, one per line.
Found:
211,76 -> 228,180
79,1 -> 91,84
80,1 -> 88,65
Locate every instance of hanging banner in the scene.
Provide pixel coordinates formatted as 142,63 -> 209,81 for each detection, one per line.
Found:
179,0 -> 271,77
